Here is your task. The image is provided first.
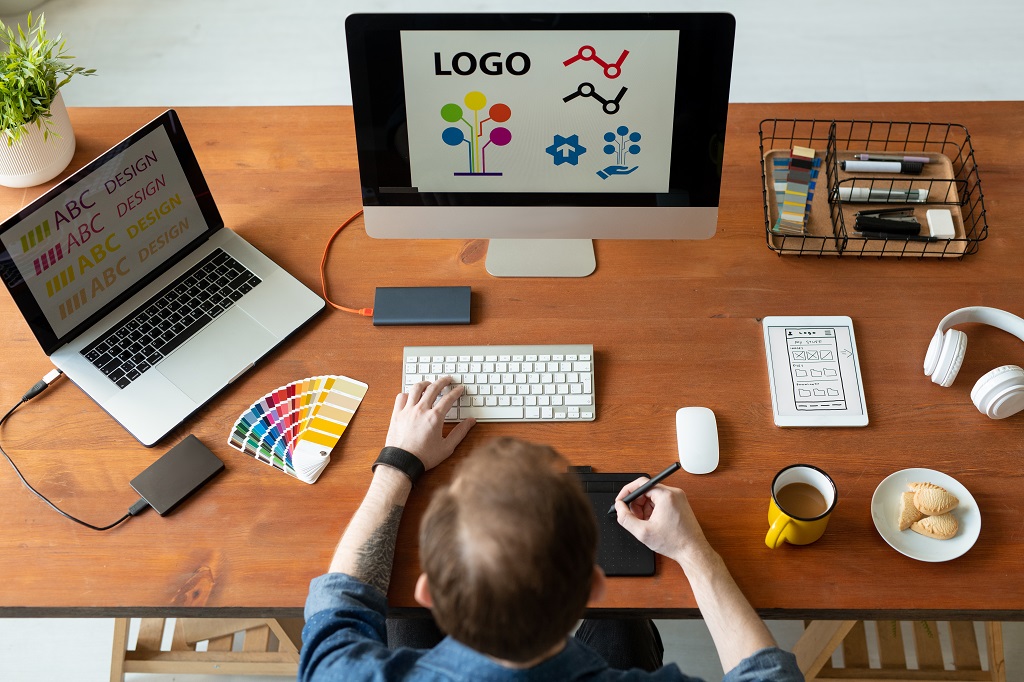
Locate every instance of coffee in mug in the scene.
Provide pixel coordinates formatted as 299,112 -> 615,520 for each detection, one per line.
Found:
774,482 -> 828,519
766,464 -> 837,548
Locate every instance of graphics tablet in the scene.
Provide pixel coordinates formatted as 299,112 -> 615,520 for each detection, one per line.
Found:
572,470 -> 655,576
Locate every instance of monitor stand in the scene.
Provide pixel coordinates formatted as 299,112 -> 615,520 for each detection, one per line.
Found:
485,239 -> 596,278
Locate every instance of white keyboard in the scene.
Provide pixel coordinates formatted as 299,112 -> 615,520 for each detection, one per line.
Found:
403,344 -> 595,422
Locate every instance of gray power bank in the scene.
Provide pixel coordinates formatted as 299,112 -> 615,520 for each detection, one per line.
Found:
129,435 -> 225,515
373,286 -> 471,326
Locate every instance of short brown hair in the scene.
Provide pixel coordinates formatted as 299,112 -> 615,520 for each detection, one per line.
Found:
419,438 -> 597,662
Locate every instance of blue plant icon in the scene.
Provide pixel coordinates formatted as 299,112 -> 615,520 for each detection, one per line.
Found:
603,125 -> 641,165
597,125 -> 641,179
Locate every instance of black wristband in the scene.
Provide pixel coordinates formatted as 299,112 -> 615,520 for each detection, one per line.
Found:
372,446 -> 425,485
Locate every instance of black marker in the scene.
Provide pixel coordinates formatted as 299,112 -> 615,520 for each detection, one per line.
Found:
607,461 -> 682,515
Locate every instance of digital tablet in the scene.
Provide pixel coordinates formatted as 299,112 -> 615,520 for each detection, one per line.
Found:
571,470 -> 655,576
762,315 -> 868,427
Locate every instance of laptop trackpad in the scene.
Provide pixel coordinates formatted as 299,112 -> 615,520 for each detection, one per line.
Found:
157,307 -> 276,402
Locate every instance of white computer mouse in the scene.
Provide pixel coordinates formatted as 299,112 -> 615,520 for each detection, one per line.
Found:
675,407 -> 719,474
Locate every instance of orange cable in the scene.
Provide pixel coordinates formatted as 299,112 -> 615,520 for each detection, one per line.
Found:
320,209 -> 373,317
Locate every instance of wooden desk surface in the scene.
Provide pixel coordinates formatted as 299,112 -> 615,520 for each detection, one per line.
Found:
1,103 -> 1023,619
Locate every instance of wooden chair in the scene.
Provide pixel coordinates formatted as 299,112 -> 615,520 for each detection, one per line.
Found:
793,620 -> 1005,681
110,617 -> 303,681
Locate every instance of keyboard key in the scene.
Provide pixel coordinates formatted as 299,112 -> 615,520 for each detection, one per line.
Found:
460,406 -> 525,420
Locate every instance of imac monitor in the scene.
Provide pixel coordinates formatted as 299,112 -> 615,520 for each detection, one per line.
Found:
345,13 -> 735,277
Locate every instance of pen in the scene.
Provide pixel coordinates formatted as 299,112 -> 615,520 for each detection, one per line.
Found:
841,160 -> 923,175
856,231 -> 939,242
606,461 -> 682,515
854,154 -> 930,164
838,187 -> 929,203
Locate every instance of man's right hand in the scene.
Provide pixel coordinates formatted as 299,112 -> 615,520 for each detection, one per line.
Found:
615,480 -> 785,675
613,479 -> 712,567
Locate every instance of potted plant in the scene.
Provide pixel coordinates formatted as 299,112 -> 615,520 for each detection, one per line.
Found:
0,12 -> 95,188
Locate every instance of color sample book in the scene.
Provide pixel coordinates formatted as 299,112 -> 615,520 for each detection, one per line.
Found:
773,146 -> 821,236
228,375 -> 368,484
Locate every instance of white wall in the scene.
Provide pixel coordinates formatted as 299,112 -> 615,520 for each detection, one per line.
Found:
5,0 -> 1022,108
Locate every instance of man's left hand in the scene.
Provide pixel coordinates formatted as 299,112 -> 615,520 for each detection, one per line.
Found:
385,376 -> 476,470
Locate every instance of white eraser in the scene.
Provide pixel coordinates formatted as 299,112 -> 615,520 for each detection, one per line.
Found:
926,209 -> 956,238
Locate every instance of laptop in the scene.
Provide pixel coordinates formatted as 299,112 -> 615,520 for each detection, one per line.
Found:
0,110 -> 325,446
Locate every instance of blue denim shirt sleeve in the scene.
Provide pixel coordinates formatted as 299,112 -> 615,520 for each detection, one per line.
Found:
722,647 -> 802,682
300,572 -> 421,682
300,572 -> 802,682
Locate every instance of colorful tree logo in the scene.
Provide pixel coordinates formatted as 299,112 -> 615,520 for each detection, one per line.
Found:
441,91 -> 512,176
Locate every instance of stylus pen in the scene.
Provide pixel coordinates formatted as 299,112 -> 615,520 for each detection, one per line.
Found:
606,461 -> 682,515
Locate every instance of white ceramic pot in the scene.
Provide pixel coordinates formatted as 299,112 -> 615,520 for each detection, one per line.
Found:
0,91 -> 76,188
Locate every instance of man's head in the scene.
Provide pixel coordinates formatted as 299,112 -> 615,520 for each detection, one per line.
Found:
417,437 -> 599,663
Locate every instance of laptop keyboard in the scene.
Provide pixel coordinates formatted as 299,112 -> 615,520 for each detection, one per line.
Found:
80,249 -> 261,389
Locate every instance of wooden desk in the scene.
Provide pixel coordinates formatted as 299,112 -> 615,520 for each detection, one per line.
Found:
1,103 -> 1023,619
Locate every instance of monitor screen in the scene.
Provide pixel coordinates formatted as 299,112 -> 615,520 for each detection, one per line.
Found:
346,13 -> 735,276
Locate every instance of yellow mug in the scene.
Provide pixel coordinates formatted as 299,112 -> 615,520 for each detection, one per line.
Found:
766,464 -> 837,548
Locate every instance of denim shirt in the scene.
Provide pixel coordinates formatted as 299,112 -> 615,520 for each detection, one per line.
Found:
300,573 -> 802,682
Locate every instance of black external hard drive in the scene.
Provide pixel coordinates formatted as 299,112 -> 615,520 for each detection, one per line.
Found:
130,435 -> 225,515
373,286 -> 471,326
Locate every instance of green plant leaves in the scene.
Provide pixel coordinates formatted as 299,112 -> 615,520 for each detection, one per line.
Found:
0,12 -> 95,143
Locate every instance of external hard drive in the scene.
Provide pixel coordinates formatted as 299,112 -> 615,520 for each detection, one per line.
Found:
130,435 -> 225,515
373,286 -> 471,326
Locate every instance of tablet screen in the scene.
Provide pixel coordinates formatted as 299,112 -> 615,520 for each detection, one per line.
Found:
763,316 -> 868,427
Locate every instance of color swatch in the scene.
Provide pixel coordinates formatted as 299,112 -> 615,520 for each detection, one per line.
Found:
773,146 -> 821,235
228,375 -> 368,484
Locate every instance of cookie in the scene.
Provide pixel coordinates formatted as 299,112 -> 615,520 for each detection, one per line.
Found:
910,482 -> 959,516
897,491 -> 925,531
910,512 -> 959,540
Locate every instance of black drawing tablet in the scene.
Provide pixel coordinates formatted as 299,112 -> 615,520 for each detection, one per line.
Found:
573,471 -> 656,577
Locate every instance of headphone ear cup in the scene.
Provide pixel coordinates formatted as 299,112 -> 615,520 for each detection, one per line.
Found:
930,329 -> 967,387
971,365 -> 1024,419
924,329 -> 944,376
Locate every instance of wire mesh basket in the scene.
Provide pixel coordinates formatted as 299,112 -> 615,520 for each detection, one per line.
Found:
759,119 -> 987,258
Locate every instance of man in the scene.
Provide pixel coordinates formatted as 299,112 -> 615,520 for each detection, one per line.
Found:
300,377 -> 801,680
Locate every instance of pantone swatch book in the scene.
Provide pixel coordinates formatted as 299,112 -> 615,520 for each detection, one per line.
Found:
228,375 -> 368,483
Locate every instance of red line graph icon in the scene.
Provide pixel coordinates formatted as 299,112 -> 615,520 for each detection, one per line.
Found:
563,45 -> 629,79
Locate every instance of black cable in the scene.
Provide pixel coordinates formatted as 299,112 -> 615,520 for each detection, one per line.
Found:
0,372 -> 149,531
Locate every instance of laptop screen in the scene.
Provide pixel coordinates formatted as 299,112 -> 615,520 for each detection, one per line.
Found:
0,111 -> 222,354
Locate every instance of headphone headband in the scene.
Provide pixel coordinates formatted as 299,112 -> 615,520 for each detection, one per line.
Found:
936,306 -> 1024,343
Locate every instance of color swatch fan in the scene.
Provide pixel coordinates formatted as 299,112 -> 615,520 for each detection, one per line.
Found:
228,375 -> 368,483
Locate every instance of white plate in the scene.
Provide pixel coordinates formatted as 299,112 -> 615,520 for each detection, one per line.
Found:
871,468 -> 980,562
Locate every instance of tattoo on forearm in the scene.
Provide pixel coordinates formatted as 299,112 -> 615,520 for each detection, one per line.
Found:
355,504 -> 404,594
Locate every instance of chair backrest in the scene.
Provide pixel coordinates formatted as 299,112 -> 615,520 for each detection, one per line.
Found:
803,620 -> 1004,682
111,617 -> 303,681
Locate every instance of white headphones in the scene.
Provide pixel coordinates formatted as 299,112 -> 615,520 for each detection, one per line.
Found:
924,306 -> 1024,419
